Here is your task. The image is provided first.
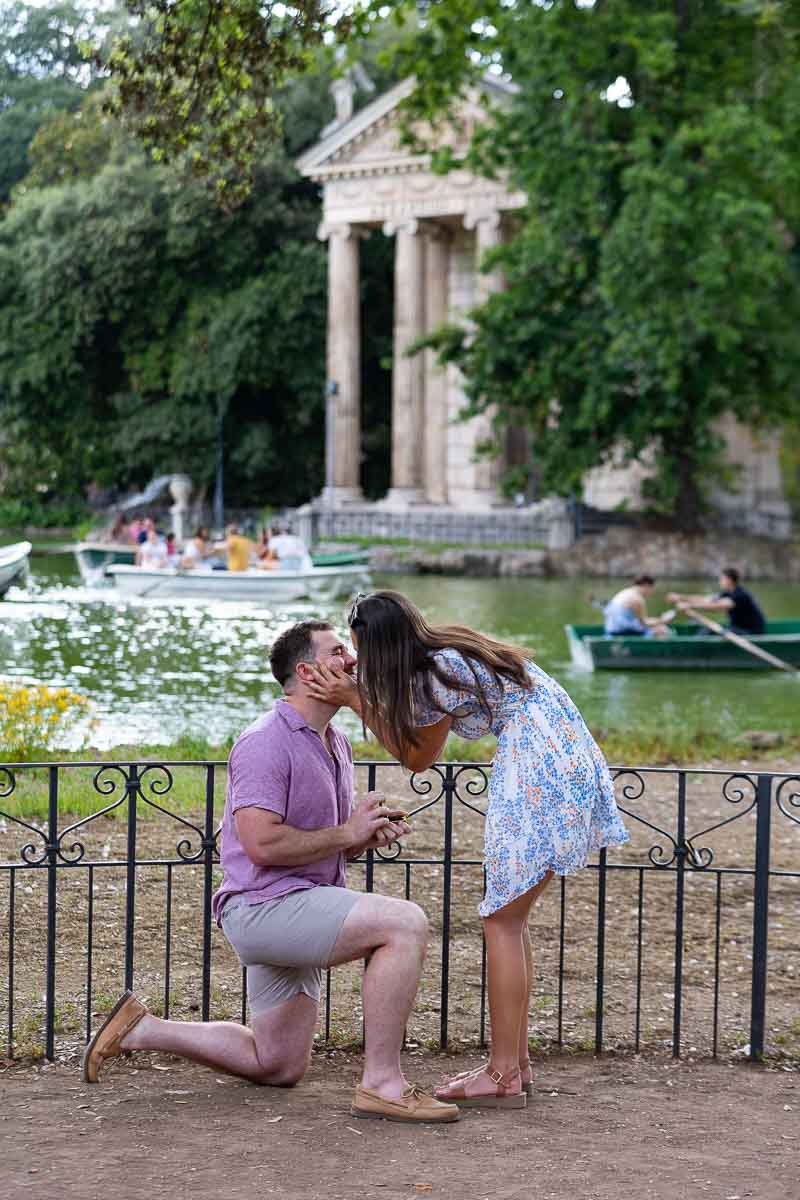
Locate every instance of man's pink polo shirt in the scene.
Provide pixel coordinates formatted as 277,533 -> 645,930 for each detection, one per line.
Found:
212,699 -> 353,924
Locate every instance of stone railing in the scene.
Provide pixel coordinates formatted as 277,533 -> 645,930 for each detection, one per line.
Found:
293,498 -> 576,551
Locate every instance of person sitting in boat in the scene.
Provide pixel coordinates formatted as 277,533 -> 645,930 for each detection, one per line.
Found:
108,513 -> 127,543
222,523 -> 255,572
604,576 -> 671,637
255,526 -> 278,570
181,527 -> 210,568
268,522 -> 313,572
668,568 -> 766,636
136,526 -> 169,569
135,517 -> 157,546
128,517 -> 144,544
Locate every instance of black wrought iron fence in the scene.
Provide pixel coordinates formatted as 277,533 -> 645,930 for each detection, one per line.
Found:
0,760 -> 798,1064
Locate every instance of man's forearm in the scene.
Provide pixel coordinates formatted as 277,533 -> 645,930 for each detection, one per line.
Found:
248,821 -> 352,868
688,598 -> 730,612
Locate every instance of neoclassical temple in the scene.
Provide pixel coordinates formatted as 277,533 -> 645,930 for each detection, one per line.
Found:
298,76 -> 526,510
298,78 -> 791,532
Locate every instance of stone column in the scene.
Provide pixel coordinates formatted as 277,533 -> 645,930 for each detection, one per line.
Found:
383,219 -> 425,505
463,210 -> 504,502
423,225 -> 450,504
470,210 -> 504,303
318,222 -> 364,504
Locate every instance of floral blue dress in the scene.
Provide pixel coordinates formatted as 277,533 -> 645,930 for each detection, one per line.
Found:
414,649 -> 629,917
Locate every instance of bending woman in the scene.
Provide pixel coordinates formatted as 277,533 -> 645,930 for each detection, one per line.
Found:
306,590 -> 629,1110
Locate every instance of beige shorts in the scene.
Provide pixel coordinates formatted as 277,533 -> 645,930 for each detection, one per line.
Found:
220,886 -> 361,1014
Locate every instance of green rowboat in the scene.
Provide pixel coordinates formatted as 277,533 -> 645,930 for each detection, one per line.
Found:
566,622 -> 800,670
309,548 -> 370,568
75,542 -> 137,576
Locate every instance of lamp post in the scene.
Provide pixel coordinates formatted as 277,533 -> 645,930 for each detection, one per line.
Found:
212,400 -> 224,534
324,379 -> 338,501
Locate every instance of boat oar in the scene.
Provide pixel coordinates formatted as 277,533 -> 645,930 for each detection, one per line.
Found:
683,606 -> 798,673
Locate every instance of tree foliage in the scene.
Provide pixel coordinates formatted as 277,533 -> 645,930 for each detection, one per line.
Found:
0,7 -> 398,517
0,133 -> 328,510
103,1 -> 416,206
0,1 -> 103,204
103,0 -> 338,209
406,0 -> 800,527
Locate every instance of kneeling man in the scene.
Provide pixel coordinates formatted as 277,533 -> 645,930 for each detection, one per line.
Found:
83,619 -> 458,1124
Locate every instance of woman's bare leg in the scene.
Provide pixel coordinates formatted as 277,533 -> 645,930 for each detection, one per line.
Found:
460,874 -> 552,1094
519,924 -> 534,1072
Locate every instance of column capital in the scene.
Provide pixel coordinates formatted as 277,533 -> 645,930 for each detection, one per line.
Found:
317,221 -> 370,243
382,217 -> 421,238
463,209 -> 503,236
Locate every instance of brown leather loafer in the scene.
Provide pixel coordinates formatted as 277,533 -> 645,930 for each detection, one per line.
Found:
351,1083 -> 460,1123
82,990 -> 148,1083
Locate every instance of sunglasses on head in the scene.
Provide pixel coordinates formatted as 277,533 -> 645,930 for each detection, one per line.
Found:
348,591 -> 368,625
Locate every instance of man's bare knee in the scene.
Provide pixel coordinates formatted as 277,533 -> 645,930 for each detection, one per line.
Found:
253,1047 -> 311,1088
261,1060 -> 308,1088
403,900 -> 428,944
371,898 -> 427,947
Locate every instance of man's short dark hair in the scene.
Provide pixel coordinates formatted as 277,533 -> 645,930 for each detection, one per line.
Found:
270,620 -> 332,687
634,574 -> 655,587
721,566 -> 740,586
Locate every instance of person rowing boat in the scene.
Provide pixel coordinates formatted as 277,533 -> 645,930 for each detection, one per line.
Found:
668,567 -> 766,636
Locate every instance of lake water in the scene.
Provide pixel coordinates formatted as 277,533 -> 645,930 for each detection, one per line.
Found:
1,548 -> 797,748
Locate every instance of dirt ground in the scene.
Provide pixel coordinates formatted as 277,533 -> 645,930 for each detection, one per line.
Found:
1,1050 -> 798,1200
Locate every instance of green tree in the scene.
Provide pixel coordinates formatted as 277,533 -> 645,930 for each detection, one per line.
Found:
402,0 -> 800,528
0,137 -> 330,510
104,1 -> 416,205
0,39 -> 398,514
0,2 -> 102,204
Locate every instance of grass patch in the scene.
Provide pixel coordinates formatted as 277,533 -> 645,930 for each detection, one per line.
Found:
596,725 -> 800,766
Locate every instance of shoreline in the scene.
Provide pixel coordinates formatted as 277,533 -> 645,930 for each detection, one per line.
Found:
363,527 -> 800,580
6,525 -> 798,579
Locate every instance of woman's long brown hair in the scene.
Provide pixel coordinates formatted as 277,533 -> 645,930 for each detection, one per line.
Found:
348,590 -> 532,763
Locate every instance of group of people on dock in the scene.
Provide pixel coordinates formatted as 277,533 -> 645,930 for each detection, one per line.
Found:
83,590 -> 630,1124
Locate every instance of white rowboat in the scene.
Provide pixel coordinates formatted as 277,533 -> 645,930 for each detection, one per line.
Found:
0,541 -> 32,597
107,562 -> 370,603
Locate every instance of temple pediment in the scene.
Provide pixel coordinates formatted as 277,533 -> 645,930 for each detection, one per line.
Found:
297,76 -> 515,180
297,76 -> 525,226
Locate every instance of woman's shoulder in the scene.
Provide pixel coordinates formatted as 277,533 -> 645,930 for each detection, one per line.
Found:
429,647 -> 473,675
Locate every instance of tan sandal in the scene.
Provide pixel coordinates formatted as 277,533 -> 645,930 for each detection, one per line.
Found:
439,1060 -> 534,1098
433,1065 -> 526,1109
82,990 -> 148,1083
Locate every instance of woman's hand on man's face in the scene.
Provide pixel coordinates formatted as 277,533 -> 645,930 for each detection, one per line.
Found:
306,659 -> 360,708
